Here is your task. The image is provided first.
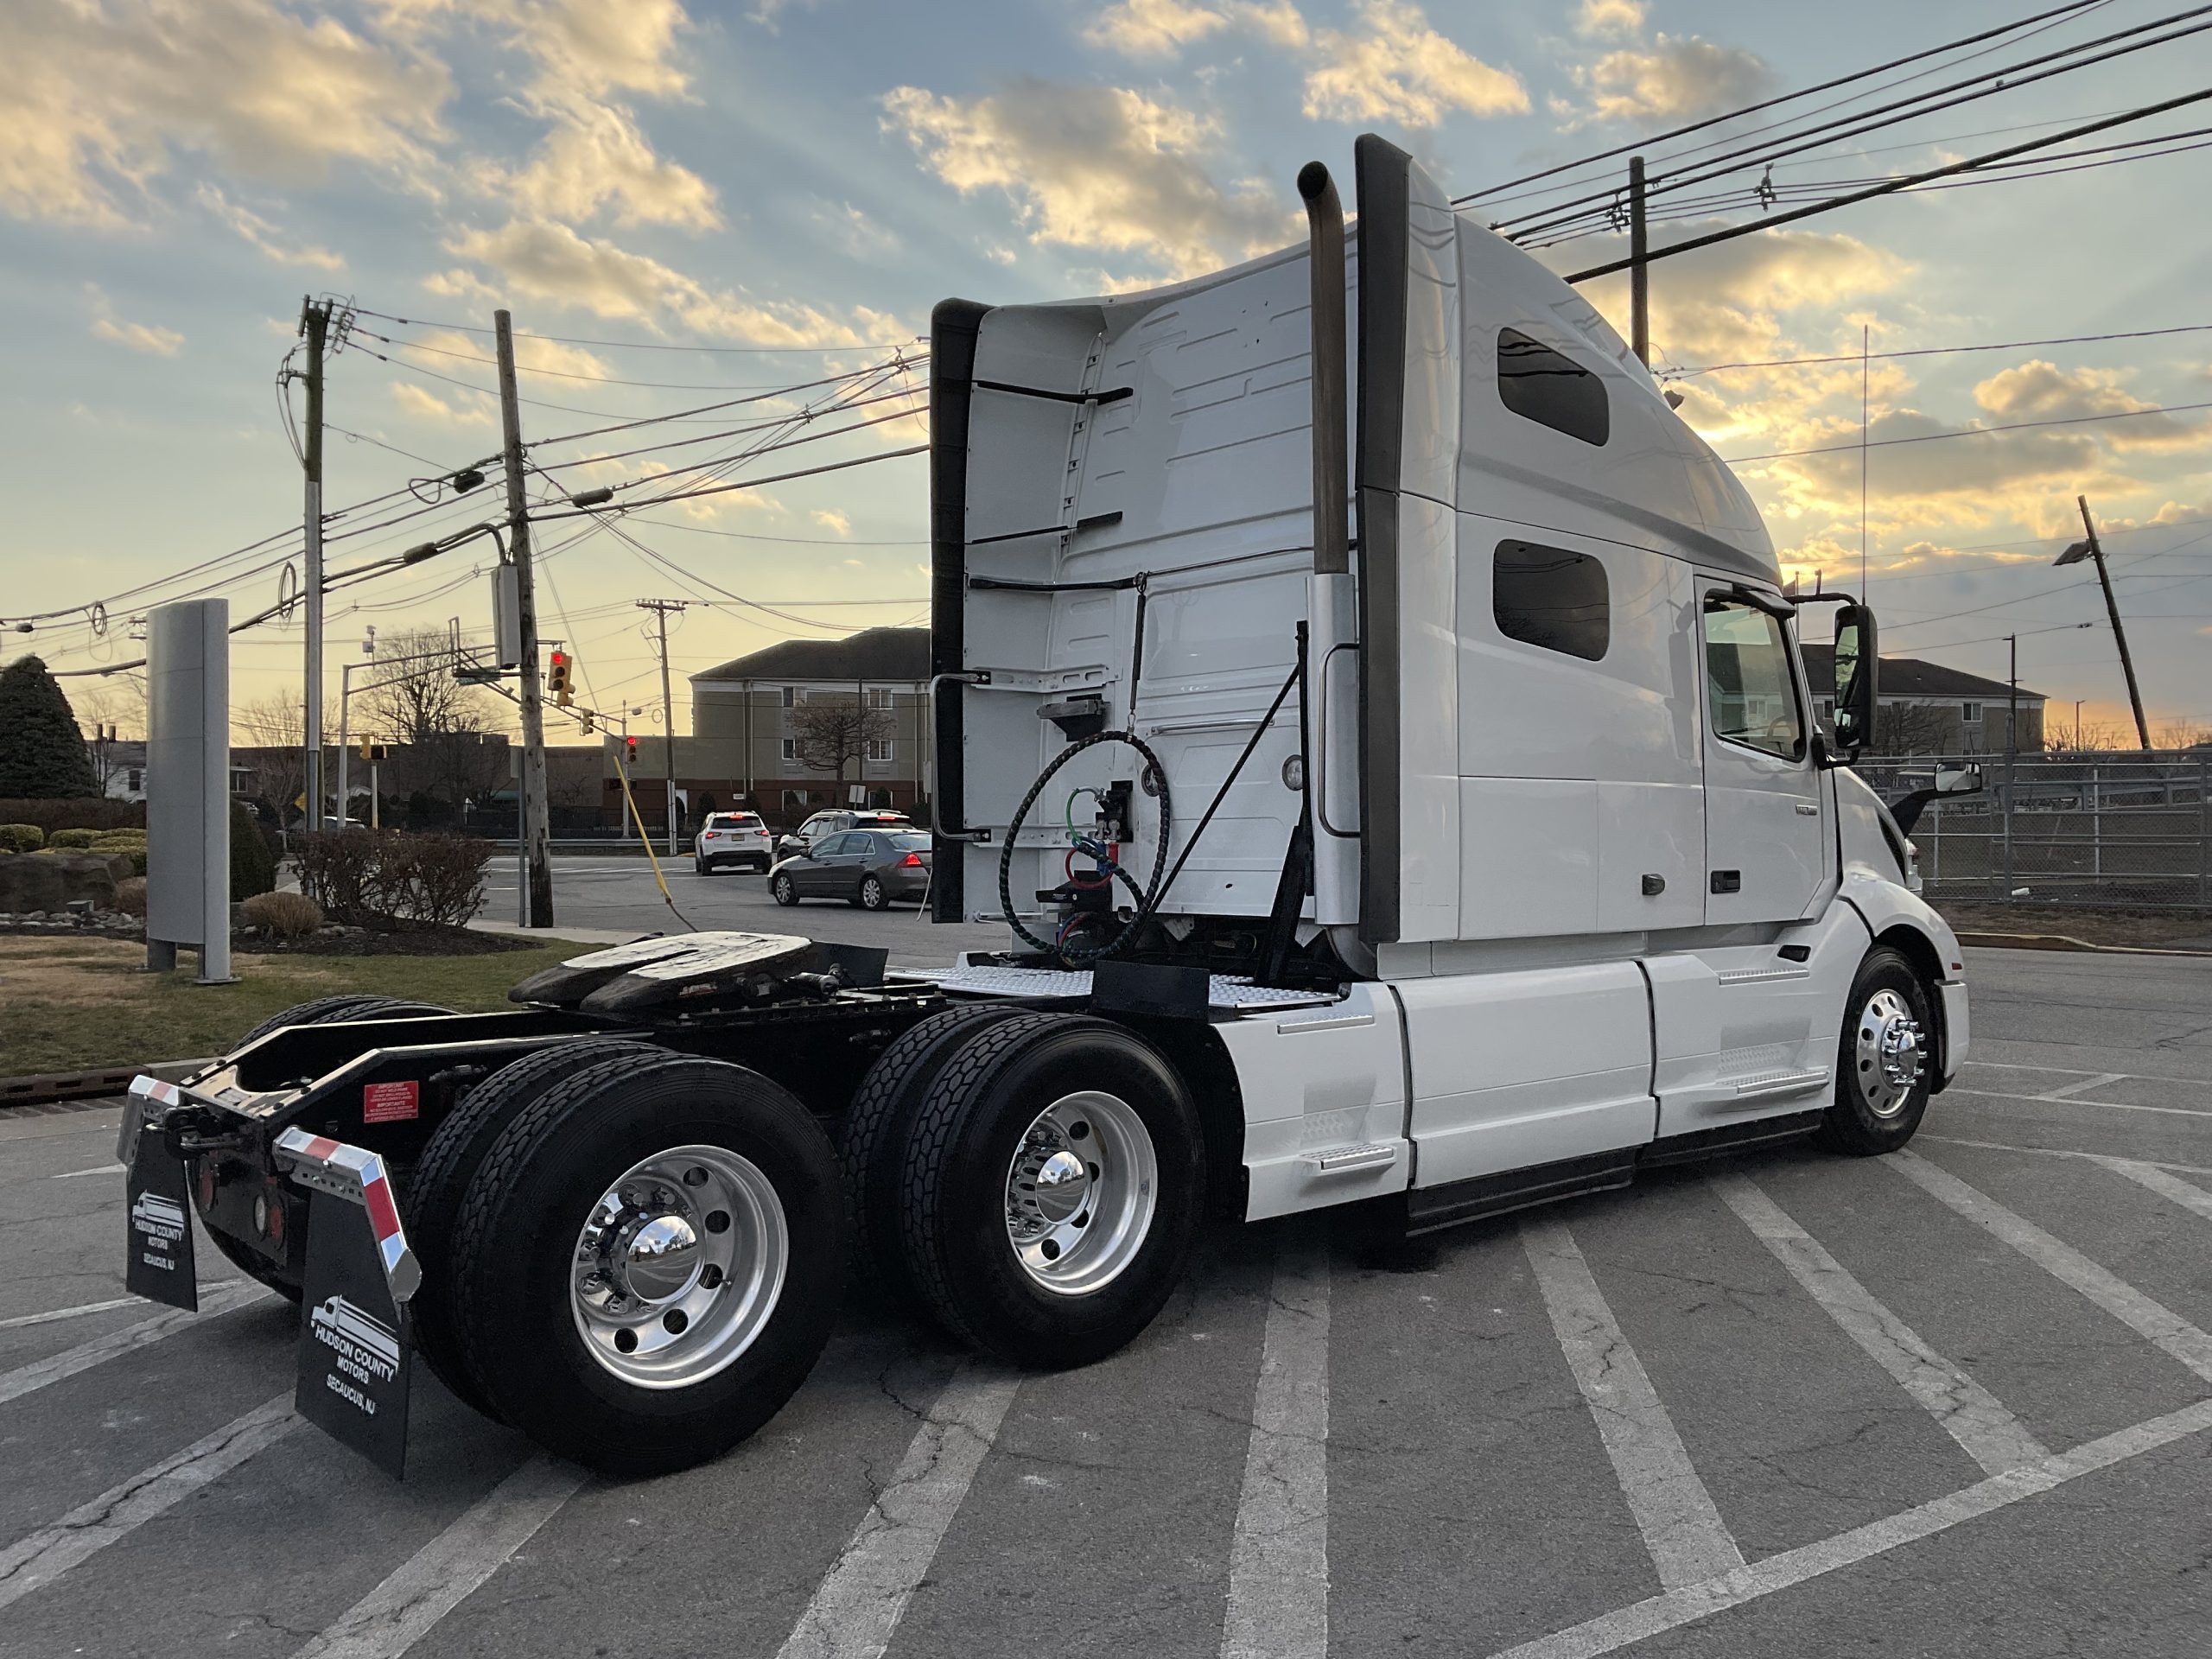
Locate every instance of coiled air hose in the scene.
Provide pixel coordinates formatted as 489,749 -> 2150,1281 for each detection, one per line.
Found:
996,656 -> 1305,964
996,730 -> 1173,962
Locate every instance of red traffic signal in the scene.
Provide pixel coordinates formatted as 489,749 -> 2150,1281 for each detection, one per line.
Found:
625,735 -> 638,760
547,649 -> 573,706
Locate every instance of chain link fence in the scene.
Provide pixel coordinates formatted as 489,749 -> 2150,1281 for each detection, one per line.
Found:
1853,751 -> 2212,910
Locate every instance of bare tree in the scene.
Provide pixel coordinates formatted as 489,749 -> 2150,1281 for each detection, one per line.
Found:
789,696 -> 891,794
2156,718 -> 2212,751
357,626 -> 505,811
1871,702 -> 1959,756
233,693 -> 337,818
73,674 -> 148,744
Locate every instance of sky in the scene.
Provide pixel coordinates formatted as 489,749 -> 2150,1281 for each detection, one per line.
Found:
3,0 -> 2209,746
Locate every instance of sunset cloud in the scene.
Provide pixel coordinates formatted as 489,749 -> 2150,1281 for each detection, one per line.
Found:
1304,1 -> 1529,126
1558,33 -> 1774,129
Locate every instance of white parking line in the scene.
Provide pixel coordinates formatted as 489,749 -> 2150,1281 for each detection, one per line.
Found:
2035,1072 -> 2130,1101
0,1296 -> 139,1332
772,1363 -> 1021,1659
1709,1173 -> 2048,1478
1522,1216 -> 1744,1592
288,1454 -> 587,1659
52,1164 -> 124,1179
1491,1395 -> 2212,1659
1948,1087 -> 2212,1122
1220,1236 -> 1331,1659
1890,1150 -> 2212,1386
1919,1135 -> 2212,1180
0,1393 -> 298,1611
0,1281 -> 270,1407
2095,1159 -> 2212,1224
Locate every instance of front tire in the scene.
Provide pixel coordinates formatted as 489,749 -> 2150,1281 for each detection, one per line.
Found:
449,1054 -> 843,1475
1820,947 -> 1936,1156
898,1015 -> 1207,1369
771,873 -> 799,907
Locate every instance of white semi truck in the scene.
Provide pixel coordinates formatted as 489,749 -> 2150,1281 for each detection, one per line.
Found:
119,134 -> 1973,1478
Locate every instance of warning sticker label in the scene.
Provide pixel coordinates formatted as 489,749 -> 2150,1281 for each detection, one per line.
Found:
363,1080 -> 419,1123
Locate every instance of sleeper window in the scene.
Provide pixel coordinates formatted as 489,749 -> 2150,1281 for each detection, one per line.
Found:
1703,599 -> 1806,760
1497,328 -> 1609,446
1493,541 -> 1610,661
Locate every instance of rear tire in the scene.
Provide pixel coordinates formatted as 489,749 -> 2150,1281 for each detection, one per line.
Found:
771,873 -> 799,906
1819,947 -> 1935,1156
694,859 -> 708,876
860,875 -> 889,912
450,1053 -> 843,1475
195,1210 -> 302,1302
898,1015 -> 1207,1369
841,1005 -> 1035,1303
405,1038 -> 668,1421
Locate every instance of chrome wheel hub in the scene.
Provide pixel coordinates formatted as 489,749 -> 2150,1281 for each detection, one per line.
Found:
1003,1091 -> 1157,1297
570,1144 -> 787,1389
1854,988 -> 1926,1119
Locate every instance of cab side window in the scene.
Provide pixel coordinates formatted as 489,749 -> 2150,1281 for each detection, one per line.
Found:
1493,541 -> 1609,661
1702,598 -> 1805,760
1497,328 -> 1609,446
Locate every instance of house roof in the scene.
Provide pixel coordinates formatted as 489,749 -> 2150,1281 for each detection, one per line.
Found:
1800,644 -> 2043,703
692,626 -> 929,684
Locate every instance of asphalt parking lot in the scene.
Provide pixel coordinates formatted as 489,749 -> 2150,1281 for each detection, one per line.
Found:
478,855 -> 1008,963
3,944 -> 2209,1658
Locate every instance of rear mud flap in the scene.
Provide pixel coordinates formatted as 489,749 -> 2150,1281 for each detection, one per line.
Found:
274,1128 -> 421,1480
121,1079 -> 198,1310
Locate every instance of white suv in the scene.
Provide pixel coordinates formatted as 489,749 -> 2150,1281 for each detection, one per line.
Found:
693,811 -> 773,875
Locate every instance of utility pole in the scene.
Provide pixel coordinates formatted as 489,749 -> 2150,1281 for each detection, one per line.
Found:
299,296 -> 330,832
638,599 -> 688,855
2056,496 -> 2152,752
2004,632 -> 2018,897
1628,155 -> 1649,367
493,309 -> 555,927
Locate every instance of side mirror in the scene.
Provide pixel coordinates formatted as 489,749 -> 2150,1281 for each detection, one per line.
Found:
1831,602 -> 1878,760
1934,763 -> 1983,798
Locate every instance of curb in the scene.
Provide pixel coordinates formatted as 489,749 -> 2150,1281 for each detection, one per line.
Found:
1955,930 -> 2212,958
0,1056 -> 211,1114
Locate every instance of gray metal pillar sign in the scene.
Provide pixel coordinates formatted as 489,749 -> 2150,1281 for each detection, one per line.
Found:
145,600 -> 235,983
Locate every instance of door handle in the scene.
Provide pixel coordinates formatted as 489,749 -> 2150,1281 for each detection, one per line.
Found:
1709,870 -> 1742,894
1795,802 -> 1820,817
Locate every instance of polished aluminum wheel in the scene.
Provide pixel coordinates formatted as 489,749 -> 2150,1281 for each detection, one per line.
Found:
1854,988 -> 1926,1119
1003,1091 -> 1157,1296
570,1144 -> 787,1389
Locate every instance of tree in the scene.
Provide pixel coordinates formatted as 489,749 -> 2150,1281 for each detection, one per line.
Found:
1870,701 -> 1959,757
357,626 -> 506,810
789,695 -> 890,796
233,693 -> 335,818
0,656 -> 99,798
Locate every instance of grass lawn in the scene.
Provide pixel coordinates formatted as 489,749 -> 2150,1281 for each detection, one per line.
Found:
0,937 -> 594,1077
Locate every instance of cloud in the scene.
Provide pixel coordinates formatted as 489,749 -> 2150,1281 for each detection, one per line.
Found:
1574,0 -> 1645,39
429,217 -> 907,346
814,200 -> 901,262
502,99 -> 720,230
810,509 -> 852,536
0,0 -> 451,227
1973,359 -> 2205,452
1560,34 -> 1773,129
881,79 -> 1290,278
390,381 -> 494,425
195,184 -> 345,270
1084,0 -> 1308,58
85,283 -> 181,355
1303,0 -> 1528,126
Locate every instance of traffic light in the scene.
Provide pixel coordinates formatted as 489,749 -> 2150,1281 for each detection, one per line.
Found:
625,735 -> 638,765
548,649 -> 573,707
357,738 -> 386,761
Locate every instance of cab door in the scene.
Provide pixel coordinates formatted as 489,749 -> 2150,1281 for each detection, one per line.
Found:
1700,588 -> 1826,924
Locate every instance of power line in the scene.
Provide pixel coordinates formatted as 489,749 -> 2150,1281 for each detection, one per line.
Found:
1720,396 -> 2212,464
351,306 -> 921,356
1563,83 -> 2212,283
1452,0 -> 2112,206
1500,4 -> 2212,241
1669,321 -> 2212,378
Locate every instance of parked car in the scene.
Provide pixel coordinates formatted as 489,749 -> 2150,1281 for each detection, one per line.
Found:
769,828 -> 931,909
694,810 -> 774,874
773,808 -> 910,861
